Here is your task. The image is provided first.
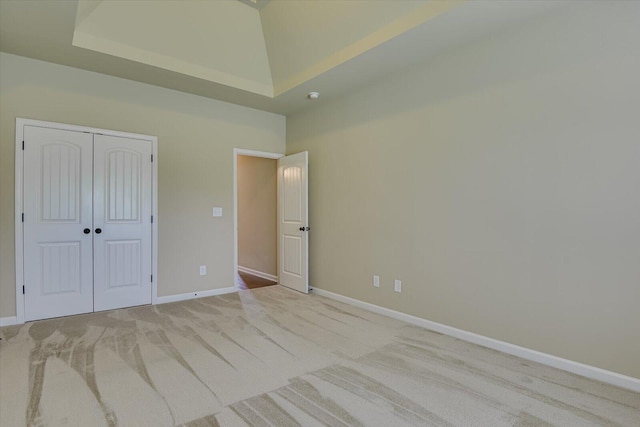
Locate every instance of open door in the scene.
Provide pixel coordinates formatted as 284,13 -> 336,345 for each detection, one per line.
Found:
277,151 -> 309,293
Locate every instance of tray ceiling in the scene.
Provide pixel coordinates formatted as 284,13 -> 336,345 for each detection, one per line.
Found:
0,0 -> 565,114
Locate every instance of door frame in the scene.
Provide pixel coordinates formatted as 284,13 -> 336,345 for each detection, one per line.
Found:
14,118 -> 159,324
233,148 -> 284,289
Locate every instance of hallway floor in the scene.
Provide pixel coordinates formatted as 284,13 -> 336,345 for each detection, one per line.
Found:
236,271 -> 277,290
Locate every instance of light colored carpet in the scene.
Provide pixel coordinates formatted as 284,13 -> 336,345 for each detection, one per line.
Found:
0,286 -> 638,426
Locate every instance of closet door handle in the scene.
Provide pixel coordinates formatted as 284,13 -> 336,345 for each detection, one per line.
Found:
95,228 -> 102,234
83,228 -> 91,234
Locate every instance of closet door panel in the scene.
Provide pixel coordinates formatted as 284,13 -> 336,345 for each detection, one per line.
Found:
93,134 -> 152,311
23,126 -> 94,321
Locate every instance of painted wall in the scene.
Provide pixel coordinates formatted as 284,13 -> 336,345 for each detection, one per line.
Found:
0,53 -> 285,318
237,155 -> 277,277
287,2 -> 640,378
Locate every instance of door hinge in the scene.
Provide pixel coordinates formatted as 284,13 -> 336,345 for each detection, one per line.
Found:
150,275 -> 153,283
22,141 -> 25,150
151,215 -> 153,223
21,213 -> 24,222
151,154 -> 153,162
22,285 -> 25,295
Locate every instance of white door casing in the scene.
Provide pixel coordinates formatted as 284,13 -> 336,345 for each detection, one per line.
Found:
277,151 -> 309,293
93,134 -> 153,311
23,126 -> 94,321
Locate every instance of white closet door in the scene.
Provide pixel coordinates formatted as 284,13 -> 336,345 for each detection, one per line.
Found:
93,134 -> 152,311
23,126 -> 94,321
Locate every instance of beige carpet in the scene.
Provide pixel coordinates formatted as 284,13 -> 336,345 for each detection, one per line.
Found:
0,286 -> 638,427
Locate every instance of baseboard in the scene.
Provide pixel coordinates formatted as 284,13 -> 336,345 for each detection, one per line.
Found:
311,288 -> 640,393
0,316 -> 18,327
1,289 -> 239,326
155,286 -> 237,305
237,266 -> 278,282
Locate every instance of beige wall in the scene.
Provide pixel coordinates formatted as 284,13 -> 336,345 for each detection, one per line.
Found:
287,2 -> 640,379
237,155 -> 277,276
0,53 -> 285,317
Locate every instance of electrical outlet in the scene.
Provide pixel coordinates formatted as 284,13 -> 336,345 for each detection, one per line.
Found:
373,275 -> 380,288
212,207 -> 223,217
394,279 -> 402,293
200,265 -> 207,276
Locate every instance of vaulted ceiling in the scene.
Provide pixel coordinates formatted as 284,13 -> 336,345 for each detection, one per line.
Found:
0,0 -> 564,114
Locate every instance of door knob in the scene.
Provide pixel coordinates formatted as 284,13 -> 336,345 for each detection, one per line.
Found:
95,228 -> 102,234
299,227 -> 305,231
83,228 -> 91,234
299,226 -> 311,231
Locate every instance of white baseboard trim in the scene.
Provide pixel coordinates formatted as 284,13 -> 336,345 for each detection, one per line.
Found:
155,286 -> 237,305
311,288 -> 640,393
0,316 -> 18,327
1,288 -> 239,326
238,266 -> 278,282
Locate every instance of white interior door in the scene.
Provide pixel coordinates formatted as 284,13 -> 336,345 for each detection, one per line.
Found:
23,126 -> 94,321
93,134 -> 153,311
277,151 -> 309,293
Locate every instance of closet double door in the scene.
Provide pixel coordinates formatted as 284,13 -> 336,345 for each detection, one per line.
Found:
23,125 -> 153,321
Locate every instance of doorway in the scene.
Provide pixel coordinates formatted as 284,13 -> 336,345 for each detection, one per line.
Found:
236,155 -> 278,289
234,150 -> 281,290
234,149 -> 310,294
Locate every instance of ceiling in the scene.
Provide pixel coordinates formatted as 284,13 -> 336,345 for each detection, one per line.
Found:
0,0 -> 565,115
237,0 -> 271,11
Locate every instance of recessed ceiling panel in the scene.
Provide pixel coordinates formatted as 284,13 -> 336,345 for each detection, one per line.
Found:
73,0 -> 273,96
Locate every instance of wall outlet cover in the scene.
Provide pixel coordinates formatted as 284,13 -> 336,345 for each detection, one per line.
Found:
373,275 -> 380,287
200,265 -> 207,275
213,207 -> 223,217
394,280 -> 402,292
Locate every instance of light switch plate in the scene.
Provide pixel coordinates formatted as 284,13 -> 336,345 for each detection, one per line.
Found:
373,275 -> 380,288
394,280 -> 402,293
200,265 -> 207,275
212,207 -> 223,217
